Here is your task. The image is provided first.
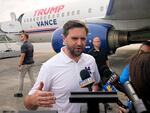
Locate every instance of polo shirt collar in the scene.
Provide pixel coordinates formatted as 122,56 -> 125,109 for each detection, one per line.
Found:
60,47 -> 74,63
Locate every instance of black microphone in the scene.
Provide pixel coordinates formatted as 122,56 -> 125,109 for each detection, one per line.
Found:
79,69 -> 95,91
105,68 -> 147,112
102,68 -> 119,85
102,68 -> 129,109
102,68 -> 125,93
102,68 -> 147,112
123,81 -> 147,113
80,69 -> 99,113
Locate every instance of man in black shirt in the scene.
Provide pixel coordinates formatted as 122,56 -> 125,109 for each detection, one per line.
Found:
14,32 -> 35,97
88,36 -> 112,111
88,37 -> 109,83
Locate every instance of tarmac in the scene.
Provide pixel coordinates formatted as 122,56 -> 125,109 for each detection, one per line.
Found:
0,43 -> 141,113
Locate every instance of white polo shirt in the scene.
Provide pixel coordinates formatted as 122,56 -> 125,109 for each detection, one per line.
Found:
29,48 -> 100,113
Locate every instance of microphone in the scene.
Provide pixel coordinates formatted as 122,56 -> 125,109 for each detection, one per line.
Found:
123,81 -> 147,113
99,65 -> 119,85
102,68 -> 127,93
103,68 -> 119,85
101,67 -> 147,112
100,68 -> 118,92
101,68 -> 129,109
79,69 -> 95,91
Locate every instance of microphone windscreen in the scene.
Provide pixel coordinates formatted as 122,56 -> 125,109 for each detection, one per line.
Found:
79,69 -> 95,90
80,69 -> 90,80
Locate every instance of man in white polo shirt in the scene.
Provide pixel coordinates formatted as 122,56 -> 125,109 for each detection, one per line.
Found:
24,20 -> 100,113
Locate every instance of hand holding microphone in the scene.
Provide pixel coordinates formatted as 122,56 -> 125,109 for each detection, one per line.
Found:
102,67 -> 126,93
100,67 -> 130,109
103,67 -> 147,112
79,69 -> 100,113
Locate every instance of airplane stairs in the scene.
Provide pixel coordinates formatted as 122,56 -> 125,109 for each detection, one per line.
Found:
0,49 -> 20,59
0,33 -> 20,59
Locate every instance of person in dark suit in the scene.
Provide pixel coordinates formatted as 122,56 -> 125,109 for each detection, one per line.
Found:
88,36 -> 112,111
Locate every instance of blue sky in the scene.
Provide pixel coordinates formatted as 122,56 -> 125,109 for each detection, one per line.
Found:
0,0 -> 59,22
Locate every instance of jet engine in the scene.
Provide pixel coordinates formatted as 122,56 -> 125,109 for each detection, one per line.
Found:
52,23 -> 150,54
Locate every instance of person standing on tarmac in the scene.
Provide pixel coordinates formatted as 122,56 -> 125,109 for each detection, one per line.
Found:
24,20 -> 100,113
88,37 -> 112,112
14,32 -> 35,97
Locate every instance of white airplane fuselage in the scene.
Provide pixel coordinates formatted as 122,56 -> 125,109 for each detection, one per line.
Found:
1,0 -> 150,53
4,0 -> 109,42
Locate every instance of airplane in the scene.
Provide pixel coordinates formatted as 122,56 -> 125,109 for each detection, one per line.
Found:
0,0 -> 150,54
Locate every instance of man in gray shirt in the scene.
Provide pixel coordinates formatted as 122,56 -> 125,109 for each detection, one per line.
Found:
14,32 -> 35,97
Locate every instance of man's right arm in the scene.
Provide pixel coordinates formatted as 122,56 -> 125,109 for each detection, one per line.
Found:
24,82 -> 56,110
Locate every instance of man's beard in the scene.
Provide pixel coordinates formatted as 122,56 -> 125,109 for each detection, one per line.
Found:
67,46 -> 84,57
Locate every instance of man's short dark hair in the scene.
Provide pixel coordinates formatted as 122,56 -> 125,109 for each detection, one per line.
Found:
21,31 -> 29,39
24,33 -> 29,39
63,20 -> 88,37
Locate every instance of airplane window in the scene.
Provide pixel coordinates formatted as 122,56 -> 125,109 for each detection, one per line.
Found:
33,18 -> 35,22
36,17 -> 39,21
57,14 -> 60,18
52,14 -> 55,18
61,13 -> 64,17
67,12 -> 70,16
72,11 -> 75,15
27,18 -> 29,22
44,16 -> 46,20
48,15 -> 51,19
30,18 -> 32,22
77,10 -> 80,15
24,19 -> 26,23
88,8 -> 92,13
40,16 -> 43,21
